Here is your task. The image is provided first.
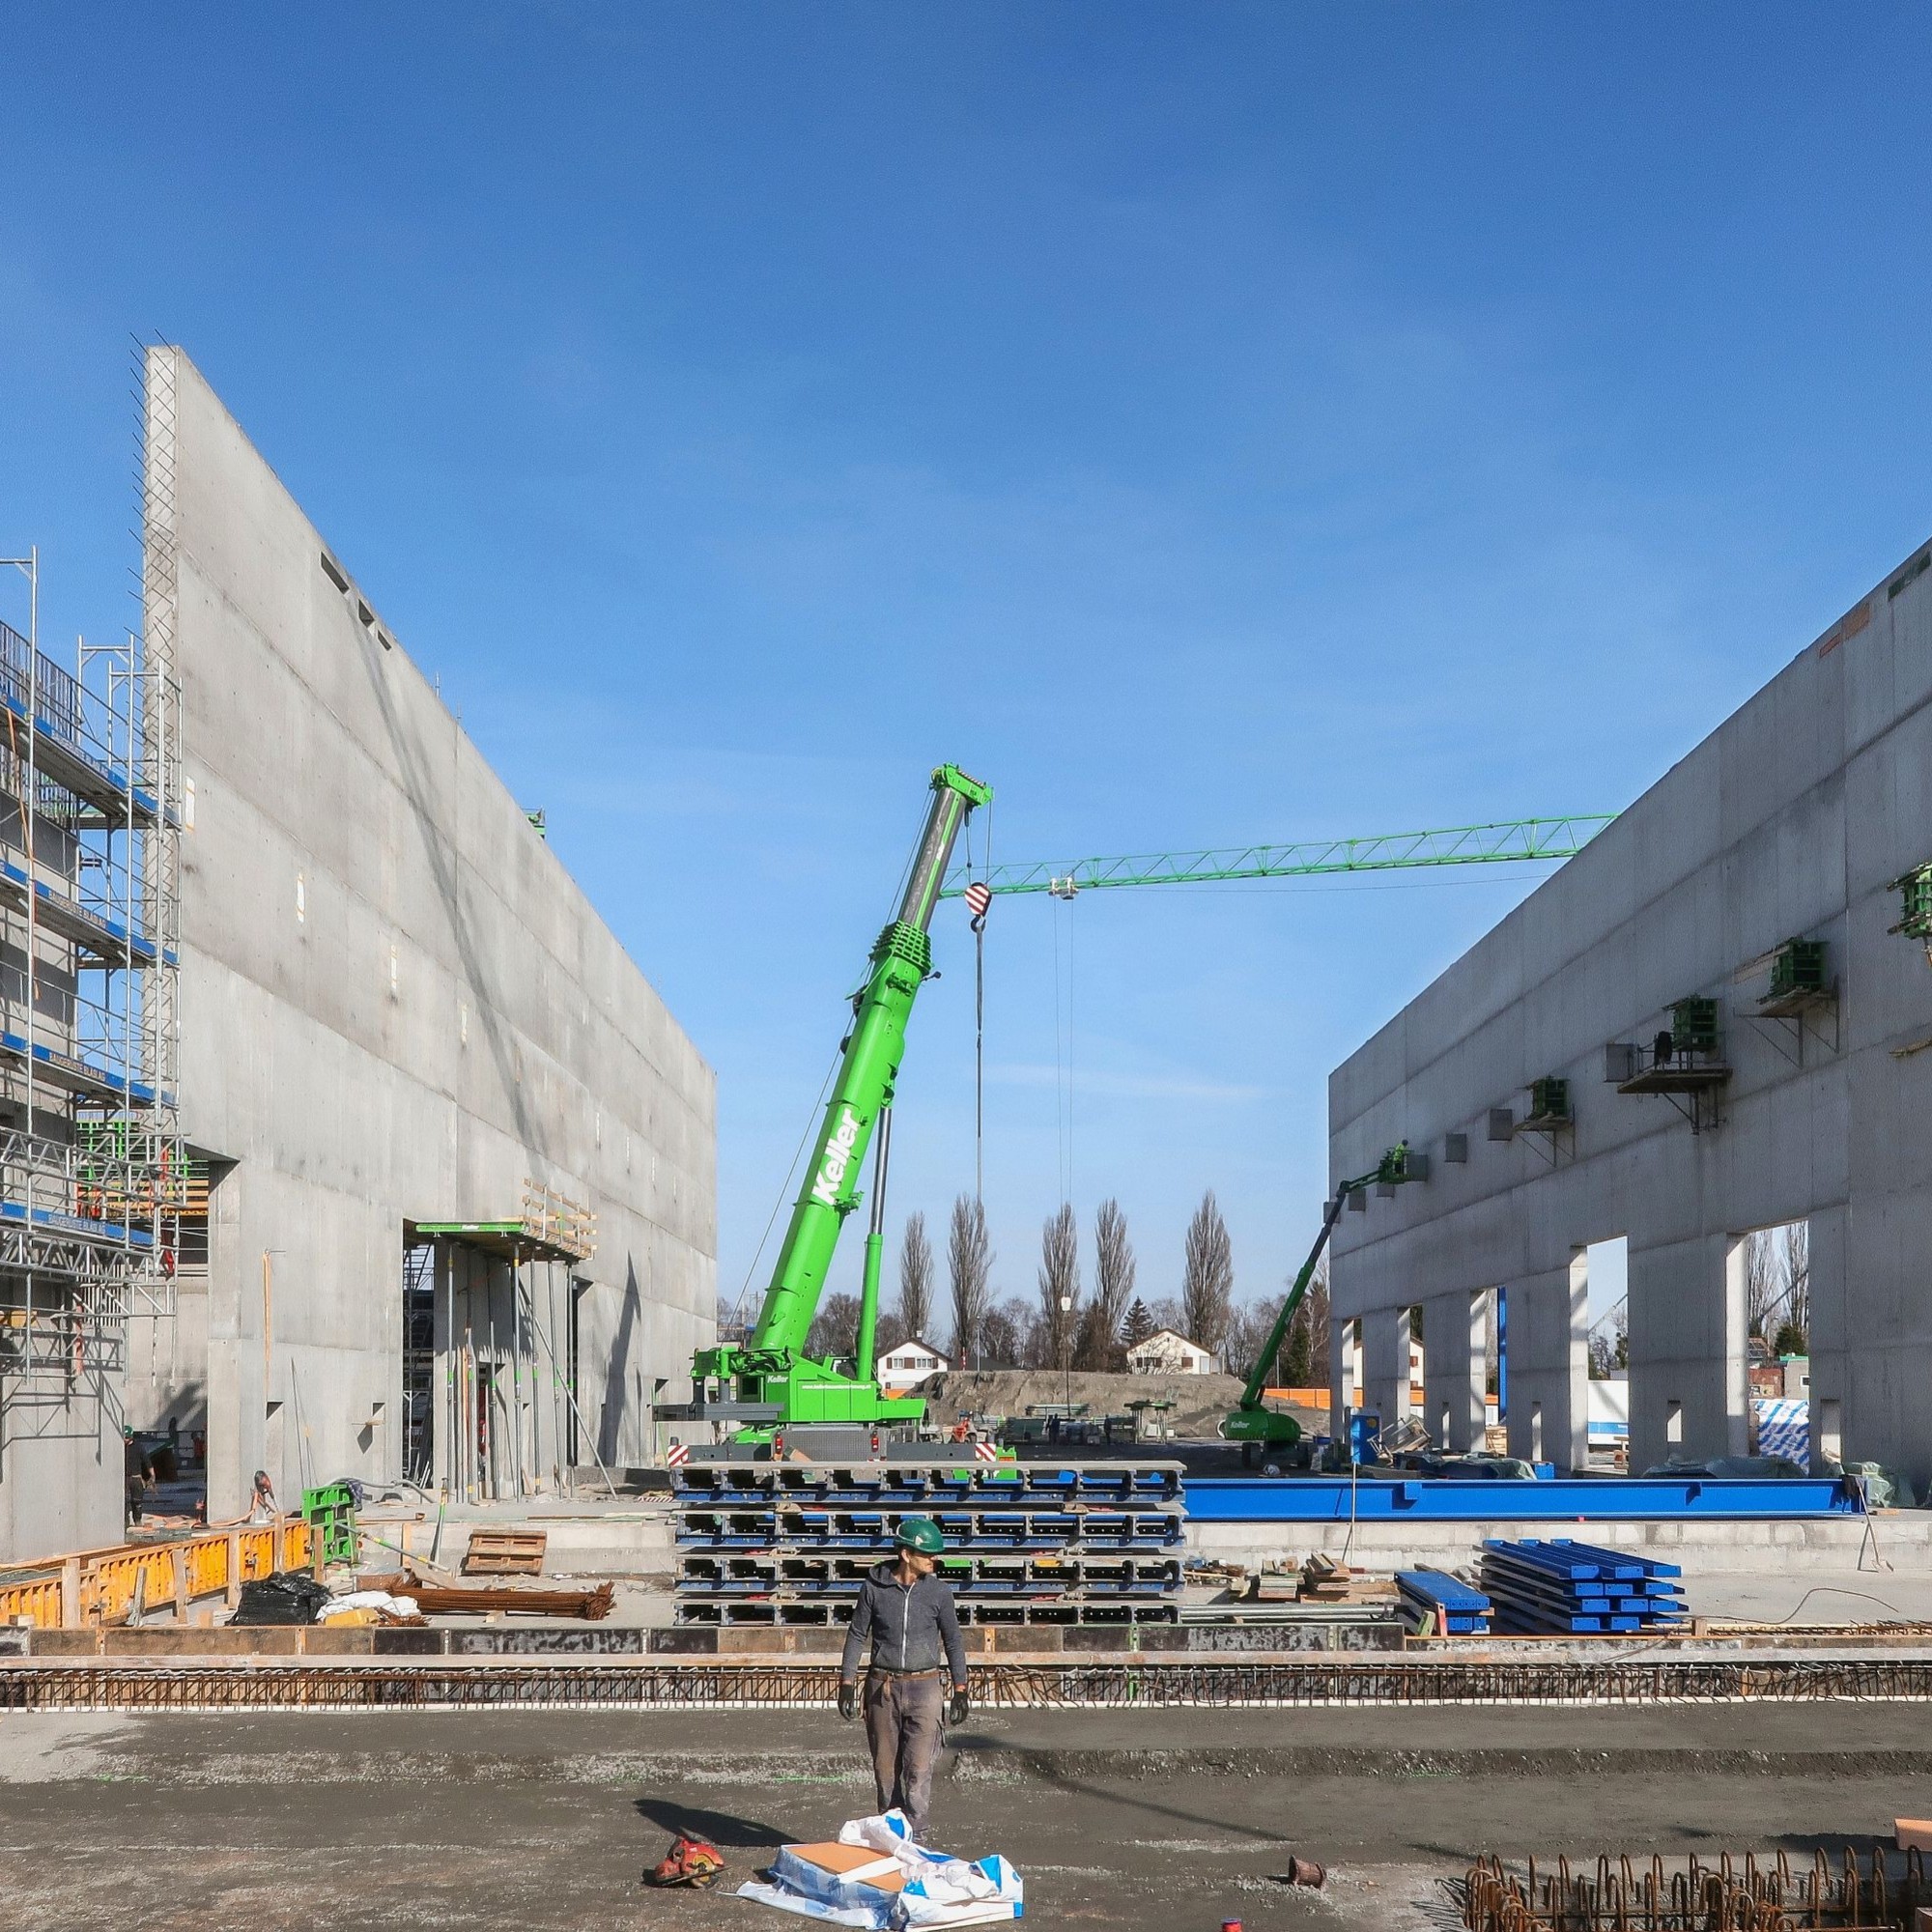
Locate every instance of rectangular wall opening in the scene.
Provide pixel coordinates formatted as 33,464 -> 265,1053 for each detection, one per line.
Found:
1818,1396 -> 1842,1469
1738,1218 -> 1811,1463
401,1237 -> 436,1486
1665,1398 -> 1683,1446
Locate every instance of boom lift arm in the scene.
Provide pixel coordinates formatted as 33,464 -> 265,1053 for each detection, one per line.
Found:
673,764 -> 992,1438
1220,1143 -> 1413,1458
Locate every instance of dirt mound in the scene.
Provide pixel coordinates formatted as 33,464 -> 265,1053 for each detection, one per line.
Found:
920,1368 -> 1252,1438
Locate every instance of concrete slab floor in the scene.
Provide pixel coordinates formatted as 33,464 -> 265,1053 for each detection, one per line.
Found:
2,1706 -> 1927,1930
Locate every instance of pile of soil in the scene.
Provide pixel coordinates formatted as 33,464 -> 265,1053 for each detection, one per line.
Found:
919,1368 -> 1258,1439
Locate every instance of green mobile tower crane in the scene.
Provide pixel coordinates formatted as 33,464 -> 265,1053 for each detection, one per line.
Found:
663,763 -> 993,1456
1219,1142 -> 1414,1466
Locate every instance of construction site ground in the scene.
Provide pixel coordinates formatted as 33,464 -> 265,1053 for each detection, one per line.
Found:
2,1702 -> 1928,1930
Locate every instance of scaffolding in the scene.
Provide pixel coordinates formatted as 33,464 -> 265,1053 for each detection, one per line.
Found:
0,358 -> 185,1415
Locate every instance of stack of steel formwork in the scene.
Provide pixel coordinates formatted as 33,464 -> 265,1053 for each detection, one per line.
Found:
671,1459 -> 1186,1628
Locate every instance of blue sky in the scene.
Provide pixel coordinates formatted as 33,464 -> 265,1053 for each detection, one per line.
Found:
3,6 -> 1927,1329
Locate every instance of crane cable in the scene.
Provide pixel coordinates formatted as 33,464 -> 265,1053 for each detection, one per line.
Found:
728,1041 -> 845,1333
966,800 -> 992,1207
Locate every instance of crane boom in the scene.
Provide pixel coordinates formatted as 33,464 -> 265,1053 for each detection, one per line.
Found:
938,815 -> 1614,899
673,763 -> 992,1441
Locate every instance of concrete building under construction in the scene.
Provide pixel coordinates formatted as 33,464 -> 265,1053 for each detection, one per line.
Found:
0,349 -> 716,1559
1329,533 -> 1932,1490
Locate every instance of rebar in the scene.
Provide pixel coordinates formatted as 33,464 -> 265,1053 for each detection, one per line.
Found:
6,1654 -> 1932,1713
1464,1847 -> 1927,1930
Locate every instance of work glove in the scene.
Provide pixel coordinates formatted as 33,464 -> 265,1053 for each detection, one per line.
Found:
837,1681 -> 857,1722
946,1685 -> 969,1727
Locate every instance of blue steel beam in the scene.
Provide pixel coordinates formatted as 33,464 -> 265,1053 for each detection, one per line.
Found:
1181,1476 -> 1861,1522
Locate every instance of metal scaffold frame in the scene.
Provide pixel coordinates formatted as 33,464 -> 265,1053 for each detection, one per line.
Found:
0,345 -> 185,1408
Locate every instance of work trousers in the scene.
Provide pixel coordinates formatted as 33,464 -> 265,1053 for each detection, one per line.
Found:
863,1668 -> 946,1842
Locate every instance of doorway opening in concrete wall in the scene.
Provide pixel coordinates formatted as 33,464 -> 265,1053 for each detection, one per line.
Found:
1740,1219 -> 1810,1359
1735,1218 -> 1810,1463
401,1239 -> 436,1486
1583,1236 -> 1630,1467
474,1362 -> 497,1494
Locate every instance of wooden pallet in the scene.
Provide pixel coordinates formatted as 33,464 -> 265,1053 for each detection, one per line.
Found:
461,1530 -> 548,1577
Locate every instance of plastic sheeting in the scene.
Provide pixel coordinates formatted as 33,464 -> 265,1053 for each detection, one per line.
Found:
738,1810 -> 1023,1928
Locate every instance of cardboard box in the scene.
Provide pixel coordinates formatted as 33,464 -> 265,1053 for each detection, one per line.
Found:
770,1839 -> 907,1913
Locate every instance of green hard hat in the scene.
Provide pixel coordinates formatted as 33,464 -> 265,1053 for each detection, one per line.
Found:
895,1517 -> 945,1555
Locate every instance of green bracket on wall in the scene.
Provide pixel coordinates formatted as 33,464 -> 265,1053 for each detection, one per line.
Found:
1889,863 -> 1932,958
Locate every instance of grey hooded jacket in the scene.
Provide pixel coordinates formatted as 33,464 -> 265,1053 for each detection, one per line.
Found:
839,1560 -> 968,1684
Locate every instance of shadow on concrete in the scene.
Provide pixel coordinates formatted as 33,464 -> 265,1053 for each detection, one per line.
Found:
355,602 -> 542,1159
1000,1760 -> 1294,1848
633,1796 -> 791,1848
598,1260 -> 642,1465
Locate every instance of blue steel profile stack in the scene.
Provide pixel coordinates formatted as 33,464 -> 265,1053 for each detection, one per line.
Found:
671,1460 -> 1186,1627
1396,1570 -> 1492,1634
1479,1538 -> 1687,1634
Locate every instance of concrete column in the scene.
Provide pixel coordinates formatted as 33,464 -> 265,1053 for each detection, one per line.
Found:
1502,1259 -> 1588,1471
1422,1289 -> 1486,1453
1806,1205 -> 1846,1475
1361,1306 -> 1409,1430
1627,1232 -> 1737,1470
1326,1313 -> 1350,1427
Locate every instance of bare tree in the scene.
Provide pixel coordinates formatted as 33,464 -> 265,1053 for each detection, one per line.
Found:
1037,1204 -> 1081,1368
1280,1256 -> 1329,1388
806,1292 -> 862,1365
1223,1292 -> 1287,1385
1782,1221 -> 1809,1339
948,1194 -> 993,1366
1077,1199 -> 1135,1370
979,1295 -> 1031,1368
1180,1190 -> 1235,1356
1744,1229 -> 1781,1342
898,1211 -> 934,1344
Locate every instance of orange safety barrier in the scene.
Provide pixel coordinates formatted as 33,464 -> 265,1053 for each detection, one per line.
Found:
0,1573 -> 62,1630
0,1516 -> 325,1632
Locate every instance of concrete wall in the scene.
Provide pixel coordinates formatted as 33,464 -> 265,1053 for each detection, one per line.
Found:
124,348 -> 715,1520
1328,536 -> 1932,1488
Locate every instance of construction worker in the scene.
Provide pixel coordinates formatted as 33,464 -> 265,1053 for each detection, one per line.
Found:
837,1517 -> 969,1842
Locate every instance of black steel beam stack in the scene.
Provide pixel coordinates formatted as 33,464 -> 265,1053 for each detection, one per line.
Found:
670,1459 -> 1186,1627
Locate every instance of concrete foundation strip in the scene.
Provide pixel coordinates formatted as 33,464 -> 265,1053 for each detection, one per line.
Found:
4,1655 -> 1932,1712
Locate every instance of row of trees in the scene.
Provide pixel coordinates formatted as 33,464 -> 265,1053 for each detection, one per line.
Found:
724,1190 -> 1330,1384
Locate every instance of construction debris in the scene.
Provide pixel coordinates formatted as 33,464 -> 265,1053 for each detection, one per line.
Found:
462,1529 -> 548,1577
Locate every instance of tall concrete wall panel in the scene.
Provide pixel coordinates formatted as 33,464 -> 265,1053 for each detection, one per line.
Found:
1331,539 -> 1932,1486
145,350 -> 715,1519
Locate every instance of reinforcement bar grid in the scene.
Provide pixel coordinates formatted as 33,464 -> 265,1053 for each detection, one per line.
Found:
5,1656 -> 1932,1713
